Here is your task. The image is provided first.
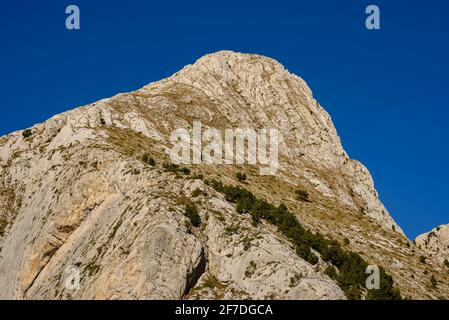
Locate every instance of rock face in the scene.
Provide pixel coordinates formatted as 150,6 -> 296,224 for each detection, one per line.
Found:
0,51 -> 448,299
416,224 -> 449,265
166,52 -> 403,233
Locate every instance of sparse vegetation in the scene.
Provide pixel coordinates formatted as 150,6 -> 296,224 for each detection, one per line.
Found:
430,275 -> 438,289
0,189 -> 18,238
206,178 -> 401,300
203,275 -> 226,290
366,267 -> 401,300
325,265 -> 337,279
142,154 -> 156,166
444,259 -> 449,269
85,261 -> 101,277
163,162 -> 190,175
22,129 -> 33,139
245,261 -> 257,278
189,275 -> 228,299
242,237 -> 251,251
191,188 -> 202,197
289,273 -> 302,287
0,216 -> 7,237
224,224 -> 239,235
192,173 -> 204,180
419,256 -> 427,264
184,204 -> 201,227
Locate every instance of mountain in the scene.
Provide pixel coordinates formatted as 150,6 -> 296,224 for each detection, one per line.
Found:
416,225 -> 449,266
0,51 -> 448,299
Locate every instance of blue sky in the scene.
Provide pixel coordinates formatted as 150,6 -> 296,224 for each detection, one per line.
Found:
1,0 -> 448,239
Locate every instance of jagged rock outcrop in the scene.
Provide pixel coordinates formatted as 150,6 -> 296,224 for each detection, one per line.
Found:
416,224 -> 449,265
0,51 -> 448,299
159,51 -> 403,233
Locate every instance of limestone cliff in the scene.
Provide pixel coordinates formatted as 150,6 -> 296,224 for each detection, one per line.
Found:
416,224 -> 449,266
0,51 -> 447,299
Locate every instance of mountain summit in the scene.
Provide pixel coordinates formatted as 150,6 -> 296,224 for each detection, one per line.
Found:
0,51 -> 447,299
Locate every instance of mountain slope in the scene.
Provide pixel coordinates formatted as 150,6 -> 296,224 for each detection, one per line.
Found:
0,51 -> 448,299
417,224 -> 449,266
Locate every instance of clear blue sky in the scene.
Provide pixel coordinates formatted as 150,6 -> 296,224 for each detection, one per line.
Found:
1,0 -> 448,239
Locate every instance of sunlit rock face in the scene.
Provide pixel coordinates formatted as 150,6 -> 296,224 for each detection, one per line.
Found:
0,51 -> 447,300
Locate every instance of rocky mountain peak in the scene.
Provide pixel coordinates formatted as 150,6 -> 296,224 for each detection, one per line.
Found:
416,224 -> 449,265
177,50 -> 291,80
1,51 -> 448,300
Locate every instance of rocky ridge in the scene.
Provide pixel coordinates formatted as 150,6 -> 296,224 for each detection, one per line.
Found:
416,224 -> 449,265
0,51 -> 448,299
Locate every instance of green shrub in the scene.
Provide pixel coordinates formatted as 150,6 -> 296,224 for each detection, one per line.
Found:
191,188 -> 202,197
22,129 -> 33,138
419,256 -> 427,264
321,243 -> 346,268
295,190 -> 310,202
184,204 -> 201,227
443,259 -> 449,269
192,173 -> 204,180
206,178 -> 401,300
236,172 -> 247,182
236,196 -> 254,214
